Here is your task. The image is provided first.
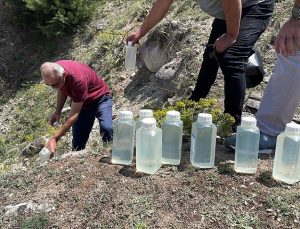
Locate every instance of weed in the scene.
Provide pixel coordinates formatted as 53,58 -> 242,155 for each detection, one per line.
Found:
0,137 -> 5,160
217,162 -> 235,176
266,193 -> 300,219
153,99 -> 235,138
20,213 -> 49,229
226,211 -> 261,228
185,164 -> 197,176
206,170 -> 219,184
257,171 -> 281,187
135,221 -> 148,229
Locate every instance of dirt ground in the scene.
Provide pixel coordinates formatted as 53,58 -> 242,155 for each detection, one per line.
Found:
1,142 -> 299,229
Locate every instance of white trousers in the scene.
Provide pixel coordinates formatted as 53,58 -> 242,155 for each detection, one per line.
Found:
256,53 -> 300,136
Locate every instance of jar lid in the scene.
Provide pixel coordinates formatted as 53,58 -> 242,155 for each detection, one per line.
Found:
139,109 -> 153,118
141,118 -> 156,129
241,116 -> 257,127
119,111 -> 133,119
166,110 -> 180,122
285,122 -> 300,134
197,113 -> 212,124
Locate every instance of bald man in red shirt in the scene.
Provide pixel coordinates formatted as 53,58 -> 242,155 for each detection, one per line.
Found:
41,60 -> 113,155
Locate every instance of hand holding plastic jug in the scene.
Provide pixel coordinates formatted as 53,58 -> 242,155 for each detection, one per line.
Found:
39,147 -> 51,163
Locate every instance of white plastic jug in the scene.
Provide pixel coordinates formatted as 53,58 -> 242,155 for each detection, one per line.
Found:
190,113 -> 217,168
273,122 -> 300,184
39,147 -> 51,163
125,41 -> 137,70
234,117 -> 260,174
136,118 -> 162,174
162,110 -> 183,165
112,111 -> 135,165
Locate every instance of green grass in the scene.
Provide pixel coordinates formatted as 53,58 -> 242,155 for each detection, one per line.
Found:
266,192 -> 300,219
20,213 -> 49,229
135,221 -> 148,229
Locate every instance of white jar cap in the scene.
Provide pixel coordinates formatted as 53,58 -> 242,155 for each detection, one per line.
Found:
197,113 -> 212,124
285,122 -> 300,134
139,109 -> 153,118
119,111 -> 133,119
141,118 -> 156,129
166,110 -> 180,122
241,116 -> 257,127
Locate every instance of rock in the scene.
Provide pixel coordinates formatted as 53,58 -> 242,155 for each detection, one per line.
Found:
4,202 -> 54,216
246,99 -> 261,110
140,40 -> 170,72
119,75 -> 126,81
249,92 -> 262,100
293,114 -> 300,124
60,149 -> 89,159
155,60 -> 178,81
21,137 -> 46,157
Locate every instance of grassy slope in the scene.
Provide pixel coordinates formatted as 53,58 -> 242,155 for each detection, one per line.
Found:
1,0 -> 300,228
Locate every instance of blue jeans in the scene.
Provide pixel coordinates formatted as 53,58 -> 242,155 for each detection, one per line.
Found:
72,94 -> 113,150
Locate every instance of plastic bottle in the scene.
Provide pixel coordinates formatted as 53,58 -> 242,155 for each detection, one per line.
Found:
112,111 -> 135,165
136,118 -> 162,174
162,110 -> 183,165
273,122 -> 300,184
234,117 -> 260,174
125,41 -> 137,70
190,113 -> 217,168
39,147 -> 51,163
135,109 -> 153,132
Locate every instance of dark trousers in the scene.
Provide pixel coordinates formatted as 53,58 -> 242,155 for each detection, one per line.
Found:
72,94 -> 113,150
190,0 -> 274,125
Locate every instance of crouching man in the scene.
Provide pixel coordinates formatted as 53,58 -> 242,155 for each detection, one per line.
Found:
41,60 -> 113,156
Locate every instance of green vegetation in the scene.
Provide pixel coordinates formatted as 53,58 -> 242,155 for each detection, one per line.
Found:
20,213 -> 49,229
8,0 -> 96,36
153,99 -> 235,138
135,221 -> 148,229
0,137 -> 5,160
1,83 -> 70,163
266,192 -> 300,219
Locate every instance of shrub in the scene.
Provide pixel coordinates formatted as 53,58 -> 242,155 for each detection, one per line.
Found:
20,213 -> 49,229
8,0 -> 96,36
0,137 -> 5,159
153,99 -> 235,138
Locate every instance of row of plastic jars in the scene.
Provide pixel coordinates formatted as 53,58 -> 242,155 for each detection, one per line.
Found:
112,110 -> 218,174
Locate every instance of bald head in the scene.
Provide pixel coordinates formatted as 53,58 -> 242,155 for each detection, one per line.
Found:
41,62 -> 64,80
41,62 -> 64,89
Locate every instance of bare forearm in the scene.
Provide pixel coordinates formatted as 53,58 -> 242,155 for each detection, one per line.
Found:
295,0 -> 300,6
55,90 -> 67,113
53,114 -> 78,140
139,0 -> 173,37
221,0 -> 242,38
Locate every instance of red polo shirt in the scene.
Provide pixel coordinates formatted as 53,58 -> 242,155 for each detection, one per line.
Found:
56,60 -> 110,106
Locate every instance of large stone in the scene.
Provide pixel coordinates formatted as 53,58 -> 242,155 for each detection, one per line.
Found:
21,137 -> 46,157
246,99 -> 261,110
153,59 -> 181,96
140,40 -> 170,73
4,202 -> 54,216
155,60 -> 179,80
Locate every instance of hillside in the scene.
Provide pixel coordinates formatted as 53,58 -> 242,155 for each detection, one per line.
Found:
1,0 -> 300,228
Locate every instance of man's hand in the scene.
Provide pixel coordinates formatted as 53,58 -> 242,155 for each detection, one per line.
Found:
275,18 -> 300,56
126,30 -> 142,45
125,0 -> 173,45
46,137 -> 57,158
49,112 -> 61,126
215,33 -> 237,53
